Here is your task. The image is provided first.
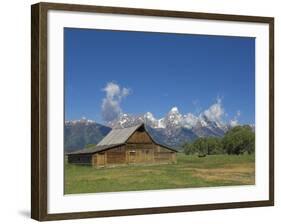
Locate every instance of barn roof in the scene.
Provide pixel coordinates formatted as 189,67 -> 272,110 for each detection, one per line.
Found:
67,144 -> 123,155
68,123 -> 178,155
97,123 -> 143,146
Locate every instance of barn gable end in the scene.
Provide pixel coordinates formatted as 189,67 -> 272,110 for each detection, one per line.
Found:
126,127 -> 153,144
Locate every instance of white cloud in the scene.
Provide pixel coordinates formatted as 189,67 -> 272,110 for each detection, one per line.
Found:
229,110 -> 241,127
192,99 -> 202,114
237,110 -> 241,117
202,97 -> 225,123
121,88 -> 130,97
101,82 -> 130,122
229,119 -> 238,127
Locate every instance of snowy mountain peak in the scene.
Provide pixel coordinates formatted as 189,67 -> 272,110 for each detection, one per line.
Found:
182,113 -> 199,129
107,103 -> 240,140
144,112 -> 154,120
170,107 -> 179,113
164,107 -> 183,128
144,112 -> 159,128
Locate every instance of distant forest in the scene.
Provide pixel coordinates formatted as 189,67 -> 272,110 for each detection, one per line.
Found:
182,125 -> 255,156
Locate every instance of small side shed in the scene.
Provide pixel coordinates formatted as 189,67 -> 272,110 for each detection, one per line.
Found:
67,123 -> 177,167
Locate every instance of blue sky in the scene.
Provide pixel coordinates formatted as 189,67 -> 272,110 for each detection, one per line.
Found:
64,28 -> 255,125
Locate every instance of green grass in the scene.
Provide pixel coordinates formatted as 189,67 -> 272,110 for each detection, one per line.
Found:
64,153 -> 255,194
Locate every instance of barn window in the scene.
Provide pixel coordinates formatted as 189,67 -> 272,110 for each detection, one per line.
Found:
129,151 -> 136,158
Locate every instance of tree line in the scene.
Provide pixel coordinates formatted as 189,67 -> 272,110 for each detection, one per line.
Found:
182,125 -> 255,156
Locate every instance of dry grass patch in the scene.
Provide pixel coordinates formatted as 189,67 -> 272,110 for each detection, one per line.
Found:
192,164 -> 255,185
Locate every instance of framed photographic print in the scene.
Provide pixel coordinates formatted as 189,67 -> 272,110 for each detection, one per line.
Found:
31,2 -> 274,221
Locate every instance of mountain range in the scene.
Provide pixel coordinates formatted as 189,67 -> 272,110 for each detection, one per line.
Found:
65,107 -> 245,152
64,119 -> 111,152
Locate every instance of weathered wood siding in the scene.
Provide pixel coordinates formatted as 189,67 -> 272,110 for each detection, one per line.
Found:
106,146 -> 126,164
93,152 -> 107,167
125,143 -> 154,164
69,129 -> 176,167
154,145 -> 175,163
127,129 -> 153,144
124,130 -> 176,165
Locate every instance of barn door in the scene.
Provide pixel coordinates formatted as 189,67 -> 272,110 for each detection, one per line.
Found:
129,151 -> 136,163
98,153 -> 106,166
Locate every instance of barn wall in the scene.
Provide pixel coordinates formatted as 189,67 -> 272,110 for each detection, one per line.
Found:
69,147 -> 176,168
92,146 -> 127,167
68,154 -> 92,165
106,146 -> 126,164
172,152 -> 176,162
93,152 -> 107,167
125,143 -> 154,164
125,142 -> 176,164
82,130 -> 177,168
154,145 -> 176,163
92,154 -> 97,166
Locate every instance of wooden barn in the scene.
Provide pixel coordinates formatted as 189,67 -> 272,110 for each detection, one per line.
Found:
67,123 -> 177,167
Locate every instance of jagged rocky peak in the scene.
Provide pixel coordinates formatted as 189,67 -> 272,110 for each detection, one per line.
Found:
109,113 -> 143,129
108,105 -> 231,134
64,107 -> 251,149
170,106 -> 179,113
164,107 -> 183,128
182,113 -> 199,129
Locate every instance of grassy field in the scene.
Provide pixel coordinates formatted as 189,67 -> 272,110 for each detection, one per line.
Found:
64,153 -> 255,194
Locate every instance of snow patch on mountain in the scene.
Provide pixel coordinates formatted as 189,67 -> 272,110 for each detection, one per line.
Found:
65,117 -> 95,126
65,99 -> 245,147
107,98 -> 241,141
